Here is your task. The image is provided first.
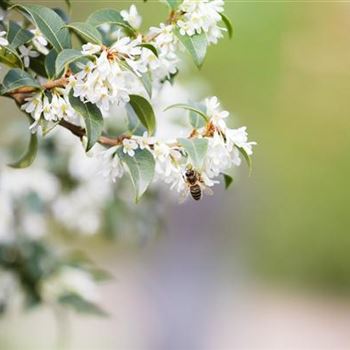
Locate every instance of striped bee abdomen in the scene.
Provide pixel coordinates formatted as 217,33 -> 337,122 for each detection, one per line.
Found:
190,184 -> 202,201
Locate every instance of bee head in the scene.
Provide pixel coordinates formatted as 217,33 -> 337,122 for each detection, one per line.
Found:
185,169 -> 195,177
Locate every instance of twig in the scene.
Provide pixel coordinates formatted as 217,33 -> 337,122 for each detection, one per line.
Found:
59,120 -> 129,147
8,77 -> 69,104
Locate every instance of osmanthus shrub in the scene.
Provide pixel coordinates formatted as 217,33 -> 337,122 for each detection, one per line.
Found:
0,0 -> 255,201
0,0 -> 256,317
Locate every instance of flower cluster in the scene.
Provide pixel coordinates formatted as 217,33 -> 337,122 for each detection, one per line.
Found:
2,1 -> 250,204
97,97 -> 255,201
178,0 -> 225,44
21,89 -> 79,132
69,37 -> 159,113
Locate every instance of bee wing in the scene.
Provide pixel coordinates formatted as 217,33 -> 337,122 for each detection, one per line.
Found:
178,188 -> 189,204
202,185 -> 214,196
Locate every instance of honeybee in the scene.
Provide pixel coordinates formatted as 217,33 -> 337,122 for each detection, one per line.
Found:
181,168 -> 213,202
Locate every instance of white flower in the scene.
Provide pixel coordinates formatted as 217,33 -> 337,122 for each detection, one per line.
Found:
204,132 -> 232,177
97,146 -> 124,182
42,95 -> 56,121
18,45 -> 40,68
121,5 -> 142,29
0,31 -> 8,47
205,96 -> 229,131
21,92 -> 43,131
30,28 -> 49,55
71,49 -> 134,112
51,90 -> 78,122
122,138 -> 138,157
178,0 -> 225,45
133,132 -> 156,150
153,142 -> 170,162
81,43 -> 101,55
226,126 -> 256,155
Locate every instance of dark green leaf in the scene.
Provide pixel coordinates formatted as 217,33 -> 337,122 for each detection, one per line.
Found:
29,54 -> 47,78
236,145 -> 252,176
69,92 -> 103,151
64,0 -> 71,10
66,22 -> 103,44
164,103 -> 209,123
0,68 -> 41,95
128,95 -> 156,136
223,173 -> 233,189
178,138 -> 208,169
138,43 -> 158,58
8,130 -> 38,168
117,148 -> 155,202
126,103 -> 147,136
220,13 -> 233,39
53,8 -> 70,24
7,20 -> 34,49
45,49 -> 58,79
55,49 -> 90,76
0,45 -> 23,68
59,293 -> 108,317
14,4 -> 71,52
174,28 -> 207,68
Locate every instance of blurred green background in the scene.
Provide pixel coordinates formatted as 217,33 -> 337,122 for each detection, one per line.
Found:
1,0 -> 350,349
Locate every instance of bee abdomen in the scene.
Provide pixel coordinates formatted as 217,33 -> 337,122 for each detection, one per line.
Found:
190,185 -> 202,201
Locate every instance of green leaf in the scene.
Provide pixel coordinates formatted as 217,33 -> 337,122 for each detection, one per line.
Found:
66,22 -> 103,44
189,102 -> 206,129
41,120 -> 59,137
174,29 -> 207,68
126,102 -> 147,136
166,0 -> 180,9
236,146 -> 252,176
14,4 -> 71,52
0,69 -> 41,95
53,8 -> 70,24
45,49 -> 58,79
64,0 -> 71,10
55,49 -> 90,77
138,43 -> 158,58
59,293 -> 108,317
69,92 -> 104,151
223,173 -> 233,189
117,148 -> 155,202
29,54 -> 48,78
87,8 -> 123,26
7,20 -> 34,49
164,103 -> 209,123
87,8 -> 135,35
140,71 -> 153,98
128,95 -> 156,136
120,61 -> 153,98
0,45 -> 23,68
8,131 -> 38,168
220,13 -> 233,39
178,138 -> 208,169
